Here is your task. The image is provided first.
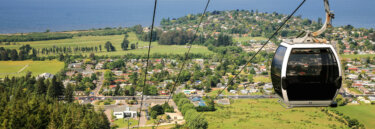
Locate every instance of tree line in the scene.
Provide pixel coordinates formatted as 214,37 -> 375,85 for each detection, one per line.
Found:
0,27 -> 128,42
0,73 -> 110,129
0,45 -> 37,61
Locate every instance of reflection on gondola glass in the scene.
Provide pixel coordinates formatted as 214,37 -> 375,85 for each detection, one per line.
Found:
271,46 -> 287,98
286,48 -> 339,101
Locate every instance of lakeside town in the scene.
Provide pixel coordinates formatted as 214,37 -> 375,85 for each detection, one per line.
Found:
1,9 -> 375,129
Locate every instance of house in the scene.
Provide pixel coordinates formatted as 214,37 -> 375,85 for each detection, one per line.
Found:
229,90 -> 237,94
37,73 -> 54,79
74,91 -> 85,96
95,63 -> 104,70
216,99 -> 230,105
183,90 -> 196,95
68,63 -> 82,69
240,90 -> 248,94
369,97 -> 375,102
63,80 -> 76,88
263,83 -> 273,89
113,71 -> 123,76
113,106 -> 138,119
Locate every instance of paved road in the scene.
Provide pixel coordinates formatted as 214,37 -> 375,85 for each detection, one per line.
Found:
77,95 -> 280,102
92,70 -> 104,96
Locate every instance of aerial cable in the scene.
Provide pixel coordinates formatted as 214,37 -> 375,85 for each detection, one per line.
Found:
137,0 -> 158,128
154,0 -> 211,128
214,0 -> 306,99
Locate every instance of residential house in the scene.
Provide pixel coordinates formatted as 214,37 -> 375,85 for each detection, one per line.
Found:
113,106 -> 138,119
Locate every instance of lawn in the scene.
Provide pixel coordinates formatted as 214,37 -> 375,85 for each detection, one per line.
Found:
348,88 -> 363,95
113,118 -> 139,128
0,60 -> 64,78
253,76 -> 271,83
331,105 -> 375,129
340,54 -> 375,59
235,36 -> 267,43
0,32 -> 214,56
203,99 -> 347,129
207,88 -> 235,97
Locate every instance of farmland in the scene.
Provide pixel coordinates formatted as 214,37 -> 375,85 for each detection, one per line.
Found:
331,105 -> 375,129
0,32 -> 213,56
203,99 -> 347,129
0,60 -> 64,78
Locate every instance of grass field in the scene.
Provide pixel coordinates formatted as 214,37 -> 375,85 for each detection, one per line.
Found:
113,118 -> 139,128
203,99 -> 347,129
348,88 -> 363,94
331,105 -> 375,129
235,36 -> 267,43
253,76 -> 271,83
0,60 -> 64,78
0,32 -> 213,56
340,54 -> 375,59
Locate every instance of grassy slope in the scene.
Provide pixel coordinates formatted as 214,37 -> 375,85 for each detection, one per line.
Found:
0,32 -> 213,56
331,105 -> 375,129
203,99 -> 347,129
0,60 -> 64,78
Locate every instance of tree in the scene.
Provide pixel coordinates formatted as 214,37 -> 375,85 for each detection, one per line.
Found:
104,41 -> 115,52
64,84 -> 74,103
36,77 -> 47,95
148,86 -> 158,95
130,44 -> 136,49
150,105 -> 164,116
121,37 -> 129,50
129,86 -> 135,96
248,74 -> 254,83
10,49 -> 18,61
115,84 -> 120,95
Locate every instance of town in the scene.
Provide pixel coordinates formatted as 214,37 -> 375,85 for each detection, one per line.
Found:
1,9 -> 375,129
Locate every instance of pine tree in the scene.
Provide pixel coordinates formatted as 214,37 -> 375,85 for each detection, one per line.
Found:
64,84 -> 74,103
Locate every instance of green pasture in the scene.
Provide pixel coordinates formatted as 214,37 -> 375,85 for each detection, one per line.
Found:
0,60 -> 64,78
203,99 -> 347,129
0,32 -> 213,56
331,105 -> 375,129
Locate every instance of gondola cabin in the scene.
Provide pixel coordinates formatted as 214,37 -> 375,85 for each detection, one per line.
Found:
271,42 -> 342,107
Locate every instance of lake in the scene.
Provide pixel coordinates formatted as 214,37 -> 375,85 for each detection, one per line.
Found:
0,0 -> 374,33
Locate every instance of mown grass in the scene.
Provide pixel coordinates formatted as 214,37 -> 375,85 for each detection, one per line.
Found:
203,99 -> 347,129
0,60 -> 64,78
331,105 -> 375,129
0,32 -> 213,56
113,118 -> 139,128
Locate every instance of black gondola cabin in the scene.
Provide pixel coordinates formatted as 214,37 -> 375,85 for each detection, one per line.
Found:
271,42 -> 342,107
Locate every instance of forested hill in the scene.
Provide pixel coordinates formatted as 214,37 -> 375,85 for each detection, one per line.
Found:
0,75 -> 110,129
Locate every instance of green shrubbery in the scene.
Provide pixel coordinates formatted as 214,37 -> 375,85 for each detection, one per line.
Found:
173,93 -> 208,129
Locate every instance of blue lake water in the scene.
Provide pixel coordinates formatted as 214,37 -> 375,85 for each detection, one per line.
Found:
0,0 -> 374,33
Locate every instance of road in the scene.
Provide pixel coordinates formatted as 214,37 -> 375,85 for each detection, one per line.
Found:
77,95 -> 279,102
92,70 -> 104,96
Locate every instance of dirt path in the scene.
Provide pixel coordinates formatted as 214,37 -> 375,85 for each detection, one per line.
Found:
17,64 -> 29,73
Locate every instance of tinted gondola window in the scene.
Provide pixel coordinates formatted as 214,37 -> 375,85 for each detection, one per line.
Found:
286,48 -> 339,101
271,46 -> 287,98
